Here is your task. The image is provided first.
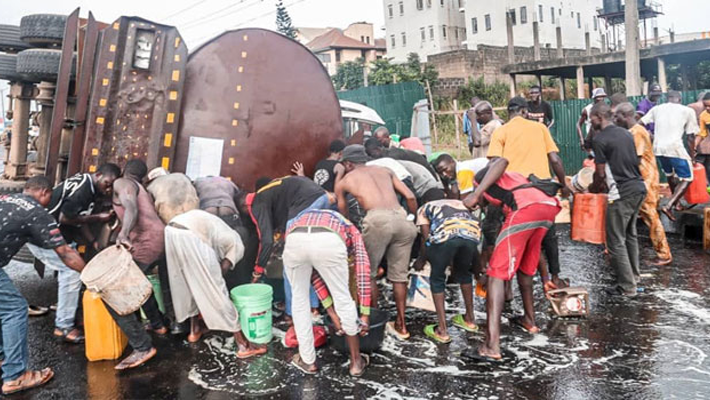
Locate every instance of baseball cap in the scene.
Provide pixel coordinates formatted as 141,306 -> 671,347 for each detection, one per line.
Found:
649,83 -> 662,95
507,96 -> 528,110
147,167 -> 168,182
592,88 -> 607,98
341,144 -> 369,164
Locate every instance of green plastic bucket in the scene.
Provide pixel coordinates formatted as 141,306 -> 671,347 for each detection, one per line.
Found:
428,151 -> 450,163
140,274 -> 165,320
230,284 -> 273,344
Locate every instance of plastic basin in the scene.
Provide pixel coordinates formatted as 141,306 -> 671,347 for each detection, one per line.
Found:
326,308 -> 389,354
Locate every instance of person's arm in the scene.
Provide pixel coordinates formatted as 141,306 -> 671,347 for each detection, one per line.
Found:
577,110 -> 588,149
54,244 -> 86,272
251,203 -> 275,280
589,163 -> 607,193
486,128 -> 504,159
335,177 -> 350,219
548,152 -> 571,198
462,158 -> 508,209
546,104 -> 555,129
639,107 -> 655,127
220,259 -> 233,276
291,162 -> 305,177
114,179 -> 139,249
58,211 -> 113,226
688,134 -> 697,161
391,172 -> 417,214
333,163 -> 345,187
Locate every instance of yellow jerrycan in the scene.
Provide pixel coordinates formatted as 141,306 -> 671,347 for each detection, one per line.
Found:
83,291 -> 128,361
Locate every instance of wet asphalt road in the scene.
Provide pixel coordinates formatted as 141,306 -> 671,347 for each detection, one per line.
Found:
5,224 -> 710,399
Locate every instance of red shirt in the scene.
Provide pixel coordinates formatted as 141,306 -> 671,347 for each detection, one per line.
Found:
481,172 -> 559,215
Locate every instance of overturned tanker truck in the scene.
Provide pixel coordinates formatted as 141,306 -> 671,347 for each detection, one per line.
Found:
0,9 -> 372,191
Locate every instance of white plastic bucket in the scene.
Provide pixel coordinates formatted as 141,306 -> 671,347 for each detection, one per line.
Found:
80,246 -> 152,316
571,167 -> 595,193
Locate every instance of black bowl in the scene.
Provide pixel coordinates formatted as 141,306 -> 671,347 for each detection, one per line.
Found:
326,308 -> 389,354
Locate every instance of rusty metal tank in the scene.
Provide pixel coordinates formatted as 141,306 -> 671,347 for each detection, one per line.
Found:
173,28 -> 342,190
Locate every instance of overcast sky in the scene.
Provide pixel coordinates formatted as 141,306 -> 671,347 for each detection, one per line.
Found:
1,0 -> 707,50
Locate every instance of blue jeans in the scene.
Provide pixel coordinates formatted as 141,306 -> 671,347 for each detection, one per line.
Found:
27,244 -> 81,330
283,193 -> 331,316
0,268 -> 29,382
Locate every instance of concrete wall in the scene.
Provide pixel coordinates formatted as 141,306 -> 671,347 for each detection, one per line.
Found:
317,48 -> 378,76
383,0 -> 466,62
464,0 -> 603,49
344,23 -> 375,45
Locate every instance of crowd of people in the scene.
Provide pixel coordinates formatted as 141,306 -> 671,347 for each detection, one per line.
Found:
1,84 -> 709,395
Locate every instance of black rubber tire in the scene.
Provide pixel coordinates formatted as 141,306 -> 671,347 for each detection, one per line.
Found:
16,48 -> 76,82
0,24 -> 31,52
0,54 -> 23,82
20,14 -> 67,46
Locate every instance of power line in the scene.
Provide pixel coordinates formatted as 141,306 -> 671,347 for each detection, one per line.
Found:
180,0 -> 264,31
162,0 -> 211,21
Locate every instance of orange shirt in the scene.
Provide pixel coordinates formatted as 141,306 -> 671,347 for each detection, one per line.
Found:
487,116 -> 560,179
630,124 -> 659,191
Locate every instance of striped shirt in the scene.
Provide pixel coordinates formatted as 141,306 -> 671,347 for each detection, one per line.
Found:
286,210 -> 371,316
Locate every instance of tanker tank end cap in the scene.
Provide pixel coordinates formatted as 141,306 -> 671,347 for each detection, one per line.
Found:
147,167 -> 169,182
341,145 -> 369,164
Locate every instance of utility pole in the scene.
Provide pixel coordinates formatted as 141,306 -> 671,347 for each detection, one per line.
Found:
625,0 -> 642,96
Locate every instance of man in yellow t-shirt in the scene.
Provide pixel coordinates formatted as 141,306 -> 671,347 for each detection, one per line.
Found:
615,103 -> 672,265
486,97 -> 571,290
694,93 -> 710,187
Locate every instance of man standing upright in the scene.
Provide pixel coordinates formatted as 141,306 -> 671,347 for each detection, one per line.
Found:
693,93 -> 710,187
589,103 -> 647,296
526,86 -> 554,129
335,145 -> 418,340
473,101 -> 502,159
463,97 -> 481,155
636,83 -> 662,135
577,88 -> 608,151
615,103 -> 672,266
640,91 -> 700,220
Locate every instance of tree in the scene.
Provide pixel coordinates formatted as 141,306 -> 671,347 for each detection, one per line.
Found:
368,59 -> 402,86
332,59 -> 365,90
275,0 -> 297,39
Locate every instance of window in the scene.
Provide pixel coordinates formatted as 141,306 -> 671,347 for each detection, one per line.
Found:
440,0 -> 444,6
520,7 -> 527,24
317,53 -> 331,63
427,0 -> 432,7
509,9 -> 517,26
429,25 -> 434,41
442,25 -> 447,39
401,32 -> 407,46
399,1 -> 404,15
420,27 -> 426,42
361,36 -> 365,42
551,7 -> 555,24
485,14 -> 491,31
366,36 -> 370,44
417,0 -> 423,10
593,17 -> 598,31
388,4 -> 393,18
471,17 -> 478,34
571,11 -> 574,18
390,34 -> 395,48
577,12 -> 581,29
454,27 -> 459,39
335,50 -> 341,62
458,0 -> 463,8
539,5 -> 543,23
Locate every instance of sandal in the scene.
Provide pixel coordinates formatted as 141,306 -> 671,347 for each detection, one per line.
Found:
53,327 -> 84,344
237,344 -> 267,359
461,348 -> 503,363
349,354 -> 370,377
423,324 -> 451,344
115,348 -> 157,370
2,368 -> 54,394
385,321 -> 410,341
291,354 -> 317,374
28,305 -> 49,317
509,316 -> 540,334
451,314 -> 478,333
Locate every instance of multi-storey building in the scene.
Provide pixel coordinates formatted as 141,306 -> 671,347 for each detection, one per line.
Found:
382,0 -> 467,62
463,0 -> 602,49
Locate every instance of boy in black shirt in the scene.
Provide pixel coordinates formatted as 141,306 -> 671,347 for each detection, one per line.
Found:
526,86 -> 555,128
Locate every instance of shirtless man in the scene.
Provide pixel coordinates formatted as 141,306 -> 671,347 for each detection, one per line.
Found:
335,145 -> 418,340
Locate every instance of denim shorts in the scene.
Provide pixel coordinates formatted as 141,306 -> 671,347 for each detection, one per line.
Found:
657,156 -> 692,181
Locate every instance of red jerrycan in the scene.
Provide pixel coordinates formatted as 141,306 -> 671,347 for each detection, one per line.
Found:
571,193 -> 608,245
685,163 -> 710,204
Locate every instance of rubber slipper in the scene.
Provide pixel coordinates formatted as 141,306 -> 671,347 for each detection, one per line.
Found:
2,368 -> 54,395
385,321 -> 410,341
350,354 -> 370,377
461,348 -> 503,364
290,354 -> 317,374
115,348 -> 157,370
451,314 -> 478,333
237,345 -> 267,359
423,324 -> 451,344
53,327 -> 84,344
28,305 -> 49,317
650,257 -> 672,266
509,316 -> 540,334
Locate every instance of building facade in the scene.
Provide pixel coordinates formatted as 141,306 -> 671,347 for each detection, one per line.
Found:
463,0 -> 602,50
305,22 -> 386,76
383,0 -> 467,62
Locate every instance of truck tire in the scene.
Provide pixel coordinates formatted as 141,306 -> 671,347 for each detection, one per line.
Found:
0,54 -> 23,82
20,14 -> 67,46
0,24 -> 31,52
16,48 -> 75,82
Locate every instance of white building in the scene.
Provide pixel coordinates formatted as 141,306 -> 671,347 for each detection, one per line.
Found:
382,0 -> 467,62
464,0 -> 603,50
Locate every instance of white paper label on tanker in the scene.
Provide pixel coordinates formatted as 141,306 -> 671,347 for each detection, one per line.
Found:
186,136 -> 224,180
133,30 -> 155,70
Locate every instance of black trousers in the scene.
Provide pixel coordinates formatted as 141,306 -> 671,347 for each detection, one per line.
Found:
541,225 -> 561,276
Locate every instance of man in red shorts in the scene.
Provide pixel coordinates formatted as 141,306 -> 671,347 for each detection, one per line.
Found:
462,157 -> 560,362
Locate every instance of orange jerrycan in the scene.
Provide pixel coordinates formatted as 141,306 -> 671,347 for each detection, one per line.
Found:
684,163 -> 710,204
571,193 -> 608,245
83,291 -> 128,361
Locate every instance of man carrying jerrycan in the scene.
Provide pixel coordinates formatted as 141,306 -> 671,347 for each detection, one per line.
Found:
0,177 -> 87,395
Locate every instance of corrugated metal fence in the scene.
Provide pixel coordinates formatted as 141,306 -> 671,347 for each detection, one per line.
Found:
336,81 -> 426,137
550,89 -> 709,174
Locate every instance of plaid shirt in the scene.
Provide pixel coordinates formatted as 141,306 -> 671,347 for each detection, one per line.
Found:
286,209 -> 371,316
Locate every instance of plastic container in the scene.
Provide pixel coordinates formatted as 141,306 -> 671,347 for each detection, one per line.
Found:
571,193 -> 608,245
83,291 -> 128,361
140,274 -> 165,320
80,246 -> 152,316
684,163 -> 710,204
428,151 -> 450,163
230,284 -> 273,344
327,308 -> 389,354
571,167 -> 594,193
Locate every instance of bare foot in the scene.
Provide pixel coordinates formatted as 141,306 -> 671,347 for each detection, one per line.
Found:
115,348 -> 157,370
651,257 -> 672,266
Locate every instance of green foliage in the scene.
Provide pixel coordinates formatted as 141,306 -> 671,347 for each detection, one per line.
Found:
332,58 -> 365,90
456,77 -> 509,108
368,59 -> 400,86
337,53 -> 439,90
275,0 -> 297,39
